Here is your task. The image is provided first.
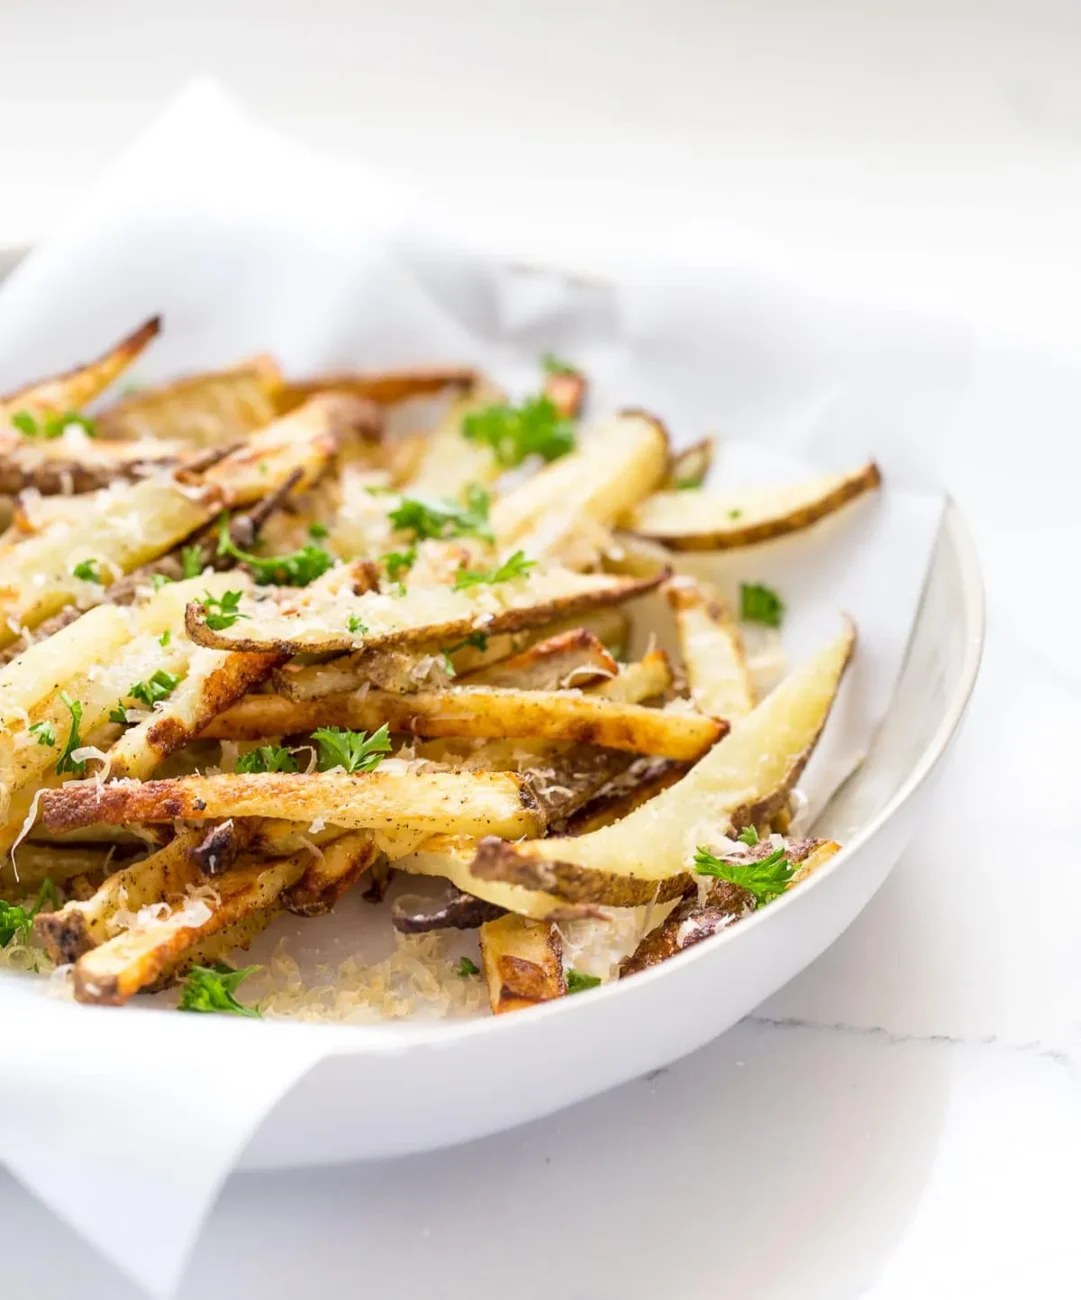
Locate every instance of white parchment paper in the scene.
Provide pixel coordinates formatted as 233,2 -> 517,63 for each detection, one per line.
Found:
0,82 -> 959,1296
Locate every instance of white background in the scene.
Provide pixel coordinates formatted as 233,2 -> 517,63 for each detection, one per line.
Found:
1,2 -> 1080,1298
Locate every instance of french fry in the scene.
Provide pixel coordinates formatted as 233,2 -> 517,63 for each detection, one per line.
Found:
1,842 -> 125,892
624,461 -> 882,550
34,830 -> 206,964
283,830 -> 378,916
490,411 -> 668,557
200,682 -> 723,760
479,913 -> 566,1013
589,649 -> 672,703
467,624 -> 854,907
185,566 -> 662,656
666,577 -> 755,718
0,317 -> 160,424
275,365 -> 477,413
461,628 -> 617,691
94,356 -> 282,445
72,851 -> 309,1005
664,437 -> 714,491
541,365 -> 587,419
41,769 -> 545,841
404,380 -> 506,500
557,759 -> 690,836
0,437 -> 180,497
619,839 -> 841,976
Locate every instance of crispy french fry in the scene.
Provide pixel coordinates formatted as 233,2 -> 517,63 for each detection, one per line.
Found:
461,628 -> 617,691
0,437 -> 180,497
34,830 -> 206,964
541,365 -> 587,419
94,356 -> 282,445
589,649 -> 672,703
1,842 -> 126,891
200,682 -> 723,760
276,365 -> 477,413
664,437 -> 714,491
283,830 -> 378,916
467,624 -> 855,907
41,769 -> 544,841
619,839 -> 841,976
558,759 -> 690,836
666,577 -> 755,718
185,566 -> 662,656
0,317 -> 160,424
625,461 -> 882,550
73,851 -> 309,1005
405,380 -> 506,500
480,913 -> 566,1013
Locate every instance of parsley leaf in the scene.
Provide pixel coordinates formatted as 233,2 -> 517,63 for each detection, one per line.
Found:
444,631 -> 489,654
308,522 -> 329,540
693,844 -> 794,907
0,878 -> 59,948
181,544 -> 203,580
159,629 -> 171,647
347,614 -> 367,634
461,395 -> 576,468
11,410 -> 96,439
29,719 -> 54,747
128,669 -> 180,708
312,723 -> 392,775
150,573 -> 172,591
739,582 -> 784,628
728,508 -> 743,520
178,962 -> 261,1017
71,558 -> 102,583
56,692 -> 85,776
235,745 -> 298,774
217,515 -> 333,587
382,546 -> 417,583
442,653 -> 457,679
566,969 -> 602,994
199,589 -> 247,631
453,550 -> 536,591
109,703 -> 130,725
388,485 -> 493,543
456,956 -> 480,977
541,352 -> 576,376
737,825 -> 759,846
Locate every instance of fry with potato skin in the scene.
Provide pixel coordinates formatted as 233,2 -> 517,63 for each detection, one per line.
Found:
275,365 -> 478,414
479,913 -> 566,1013
665,576 -> 755,718
625,461 -> 882,551
467,624 -> 855,907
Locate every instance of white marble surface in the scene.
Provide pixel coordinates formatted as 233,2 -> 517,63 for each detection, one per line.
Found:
2,2 -> 1081,1296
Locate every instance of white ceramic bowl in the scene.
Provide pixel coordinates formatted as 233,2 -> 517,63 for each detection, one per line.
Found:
239,501 -> 984,1169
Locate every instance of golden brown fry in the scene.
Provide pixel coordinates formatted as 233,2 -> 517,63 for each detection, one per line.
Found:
405,380 -> 506,500
467,623 -> 855,907
200,683 -> 724,760
619,840 -> 841,976
0,438 -> 180,497
1,843 -> 127,891
73,851 -> 308,1005
625,461 -> 882,550
276,365 -> 477,413
588,649 -> 672,703
460,627 -> 617,691
283,830 -> 378,916
94,356 -> 282,445
185,567 -> 662,657
479,913 -> 566,1013
34,831 -> 206,964
0,317 -> 160,423
558,759 -> 690,836
666,576 -> 755,718
41,769 -> 544,842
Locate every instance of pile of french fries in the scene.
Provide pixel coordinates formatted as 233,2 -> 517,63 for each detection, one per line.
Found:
0,319 -> 881,1018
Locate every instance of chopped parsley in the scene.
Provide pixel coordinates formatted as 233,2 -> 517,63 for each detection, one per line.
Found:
55,692 -> 86,776
217,515 -> 333,587
444,631 -> 489,654
442,653 -> 457,679
312,723 -> 392,775
178,962 -> 261,1017
0,879 -> 59,948
150,573 -> 172,591
382,546 -> 417,583
181,545 -> 204,580
462,395 -> 576,468
347,614 -> 368,635
456,956 -> 480,977
728,508 -> 743,520
739,582 -> 784,628
453,550 -> 535,591
28,719 -> 54,747
693,844 -> 794,908
159,629 -> 171,647
235,745 -> 298,774
199,589 -> 247,631
388,484 -> 493,543
308,522 -> 329,540
11,409 -> 96,439
109,703 -> 130,725
737,825 -> 760,846
566,969 -> 602,994
71,558 -> 102,583
675,474 -> 706,490
541,352 -> 576,376
128,669 -> 181,708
